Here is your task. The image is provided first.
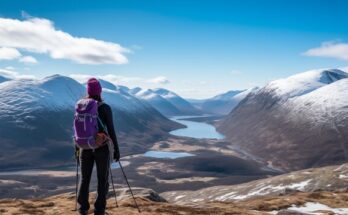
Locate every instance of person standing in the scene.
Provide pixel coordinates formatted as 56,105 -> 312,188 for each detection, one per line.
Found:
75,78 -> 120,215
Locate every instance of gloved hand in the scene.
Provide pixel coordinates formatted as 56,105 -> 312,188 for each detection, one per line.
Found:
113,149 -> 120,162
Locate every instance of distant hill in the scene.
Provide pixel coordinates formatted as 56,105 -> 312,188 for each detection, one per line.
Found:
0,75 -> 181,169
217,69 -> 348,171
195,88 -> 258,115
130,87 -> 202,116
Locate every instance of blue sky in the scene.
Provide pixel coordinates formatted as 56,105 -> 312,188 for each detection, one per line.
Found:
0,0 -> 348,98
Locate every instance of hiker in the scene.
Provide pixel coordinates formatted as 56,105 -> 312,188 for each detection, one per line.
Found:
74,78 -> 120,215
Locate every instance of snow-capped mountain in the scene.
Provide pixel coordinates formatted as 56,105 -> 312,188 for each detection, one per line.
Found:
135,89 -> 182,116
0,75 -> 181,169
197,88 -> 258,115
129,87 -> 142,95
130,88 -> 202,116
218,69 -> 348,171
260,68 -> 348,100
88,79 -> 130,93
152,88 -> 202,115
98,79 -> 118,91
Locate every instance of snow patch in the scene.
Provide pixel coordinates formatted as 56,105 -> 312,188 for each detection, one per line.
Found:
223,179 -> 312,200
287,202 -> 348,215
174,195 -> 186,200
0,179 -> 25,185
339,174 -> 348,180
215,192 -> 237,201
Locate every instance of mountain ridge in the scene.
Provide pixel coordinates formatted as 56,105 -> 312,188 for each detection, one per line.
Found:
218,68 -> 348,171
0,75 -> 181,169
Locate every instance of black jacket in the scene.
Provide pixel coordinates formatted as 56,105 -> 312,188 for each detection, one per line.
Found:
97,102 -> 119,153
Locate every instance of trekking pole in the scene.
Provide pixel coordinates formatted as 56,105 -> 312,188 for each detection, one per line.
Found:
75,158 -> 79,211
119,161 -> 141,213
109,165 -> 119,208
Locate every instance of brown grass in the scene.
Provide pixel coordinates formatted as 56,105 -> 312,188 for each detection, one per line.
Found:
0,191 -> 347,215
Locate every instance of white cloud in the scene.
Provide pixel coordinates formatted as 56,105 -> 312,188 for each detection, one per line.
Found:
100,74 -> 142,83
0,47 -> 22,60
19,56 -> 38,64
0,69 -> 17,77
69,74 -> 142,85
0,68 -> 35,79
0,16 -> 129,64
304,41 -> 348,60
147,76 -> 170,84
70,73 -> 171,88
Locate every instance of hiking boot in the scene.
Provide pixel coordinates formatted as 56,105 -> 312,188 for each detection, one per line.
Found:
78,211 -> 88,215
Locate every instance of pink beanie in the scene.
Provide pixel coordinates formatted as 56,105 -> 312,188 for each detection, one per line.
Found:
87,78 -> 102,96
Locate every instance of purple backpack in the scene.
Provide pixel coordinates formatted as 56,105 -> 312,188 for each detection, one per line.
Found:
73,98 -> 100,149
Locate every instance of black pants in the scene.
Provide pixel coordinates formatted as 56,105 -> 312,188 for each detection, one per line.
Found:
77,145 -> 110,214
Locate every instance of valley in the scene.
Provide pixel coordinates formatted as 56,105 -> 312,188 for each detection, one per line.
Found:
1,68 -> 348,214
0,116 -> 275,199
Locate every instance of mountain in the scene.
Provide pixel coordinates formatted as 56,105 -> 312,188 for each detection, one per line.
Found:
89,79 -> 130,93
198,88 -> 258,115
135,89 -> 182,116
217,69 -> 348,171
129,87 -> 142,95
152,88 -> 202,115
0,75 -> 181,169
131,88 -> 202,116
98,79 -> 118,91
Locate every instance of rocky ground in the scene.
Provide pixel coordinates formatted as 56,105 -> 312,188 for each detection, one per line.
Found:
0,188 -> 347,214
1,163 -> 348,214
162,163 -> 348,204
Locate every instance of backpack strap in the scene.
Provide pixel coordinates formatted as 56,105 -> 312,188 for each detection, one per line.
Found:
97,101 -> 108,135
98,117 -> 108,134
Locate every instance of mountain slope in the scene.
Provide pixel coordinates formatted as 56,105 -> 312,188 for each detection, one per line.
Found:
132,88 -> 201,116
98,79 -> 118,91
129,87 -> 142,95
162,163 -> 348,204
135,89 -> 182,116
152,88 -> 202,115
199,88 -> 258,115
0,75 -> 181,169
217,69 -> 348,171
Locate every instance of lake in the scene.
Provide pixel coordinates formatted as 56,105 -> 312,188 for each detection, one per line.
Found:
143,151 -> 194,159
170,116 -> 224,139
